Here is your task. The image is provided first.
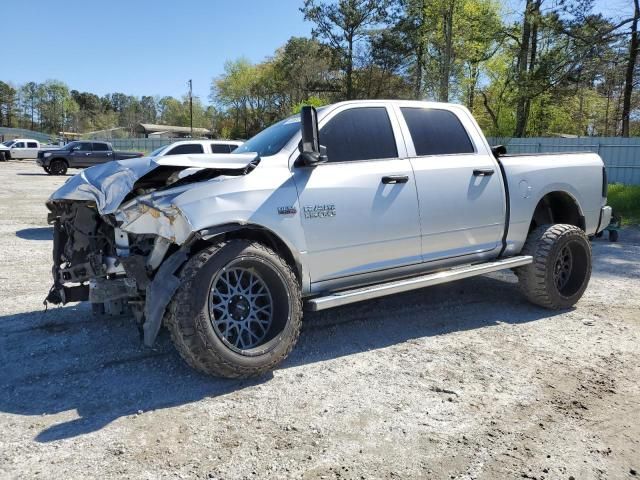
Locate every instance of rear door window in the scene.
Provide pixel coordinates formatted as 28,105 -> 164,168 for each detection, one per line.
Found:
27,142 -> 38,148
166,144 -> 204,155
320,107 -> 398,162
92,142 -> 110,151
211,143 -> 231,154
400,108 -> 474,156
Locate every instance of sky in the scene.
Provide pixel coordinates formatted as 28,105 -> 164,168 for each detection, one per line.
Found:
4,0 -> 311,101
3,0 -> 634,104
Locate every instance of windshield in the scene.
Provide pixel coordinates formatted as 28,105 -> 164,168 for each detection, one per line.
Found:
149,145 -> 169,157
233,116 -> 301,157
2,140 -> 15,147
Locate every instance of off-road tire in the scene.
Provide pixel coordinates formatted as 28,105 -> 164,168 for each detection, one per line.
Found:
166,240 -> 302,378
49,159 -> 67,175
516,224 -> 592,309
0,152 -> 5,161
609,229 -> 619,242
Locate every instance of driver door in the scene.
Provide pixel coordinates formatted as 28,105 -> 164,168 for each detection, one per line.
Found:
293,104 -> 421,286
11,142 -> 26,159
70,142 -> 93,166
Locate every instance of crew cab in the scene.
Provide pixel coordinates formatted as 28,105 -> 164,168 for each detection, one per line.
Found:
37,141 -> 143,175
0,139 -> 53,160
149,139 -> 243,157
45,100 -> 612,378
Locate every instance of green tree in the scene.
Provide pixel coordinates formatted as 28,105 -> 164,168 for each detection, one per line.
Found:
301,0 -> 393,99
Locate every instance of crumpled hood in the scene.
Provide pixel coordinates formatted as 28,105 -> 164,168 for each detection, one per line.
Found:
48,152 -> 259,214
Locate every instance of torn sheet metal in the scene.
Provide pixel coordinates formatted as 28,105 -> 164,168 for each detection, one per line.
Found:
115,200 -> 193,245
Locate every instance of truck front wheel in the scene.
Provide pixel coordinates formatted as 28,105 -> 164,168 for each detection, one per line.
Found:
49,159 -> 68,175
516,224 -> 592,309
166,240 -> 302,378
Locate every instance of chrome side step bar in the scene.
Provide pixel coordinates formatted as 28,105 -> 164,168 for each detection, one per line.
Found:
306,255 -> 532,311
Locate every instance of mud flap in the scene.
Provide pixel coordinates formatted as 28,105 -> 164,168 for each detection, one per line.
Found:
142,249 -> 189,347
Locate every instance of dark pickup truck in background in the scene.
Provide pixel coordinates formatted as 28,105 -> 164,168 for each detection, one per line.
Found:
37,141 -> 143,175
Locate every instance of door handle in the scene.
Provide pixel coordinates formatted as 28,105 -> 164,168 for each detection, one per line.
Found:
382,175 -> 409,184
473,168 -> 494,176
85,153 -> 91,156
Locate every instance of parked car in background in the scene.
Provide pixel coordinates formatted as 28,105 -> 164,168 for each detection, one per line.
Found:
149,139 -> 243,158
36,141 -> 144,175
0,139 -> 56,160
0,141 -> 11,161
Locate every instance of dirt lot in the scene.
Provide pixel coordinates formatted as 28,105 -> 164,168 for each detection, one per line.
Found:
0,160 -> 638,480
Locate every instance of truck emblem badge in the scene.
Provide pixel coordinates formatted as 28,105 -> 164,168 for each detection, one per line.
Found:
303,204 -> 336,219
277,206 -> 297,215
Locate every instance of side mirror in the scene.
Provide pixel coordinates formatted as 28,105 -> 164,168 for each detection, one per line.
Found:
491,145 -> 507,157
299,106 -> 327,165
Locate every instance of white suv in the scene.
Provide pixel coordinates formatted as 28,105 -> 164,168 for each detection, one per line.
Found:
149,140 -> 243,158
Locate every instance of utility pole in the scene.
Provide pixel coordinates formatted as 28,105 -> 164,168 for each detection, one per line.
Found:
188,79 -> 193,137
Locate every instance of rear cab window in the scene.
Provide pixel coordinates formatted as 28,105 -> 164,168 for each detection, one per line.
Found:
92,142 -> 110,151
320,107 -> 398,162
166,144 -> 204,155
400,108 -> 474,156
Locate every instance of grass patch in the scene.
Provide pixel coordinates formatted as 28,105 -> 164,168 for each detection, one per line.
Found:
608,183 -> 640,225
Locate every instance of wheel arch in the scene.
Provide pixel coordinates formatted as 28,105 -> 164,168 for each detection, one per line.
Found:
49,157 -> 69,170
194,223 -> 308,291
529,190 -> 585,232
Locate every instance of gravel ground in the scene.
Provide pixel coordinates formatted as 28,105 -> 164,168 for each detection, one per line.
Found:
0,160 -> 639,480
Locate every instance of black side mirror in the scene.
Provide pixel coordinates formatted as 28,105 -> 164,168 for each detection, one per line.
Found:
491,145 -> 507,158
299,106 -> 328,165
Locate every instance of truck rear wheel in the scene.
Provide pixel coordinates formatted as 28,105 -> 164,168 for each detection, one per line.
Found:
166,240 -> 302,378
516,224 -> 592,309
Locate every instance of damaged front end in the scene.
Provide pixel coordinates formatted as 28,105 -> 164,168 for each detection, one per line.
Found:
46,201 -> 140,313
45,153 -> 259,345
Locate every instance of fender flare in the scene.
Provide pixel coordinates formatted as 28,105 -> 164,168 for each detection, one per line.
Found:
198,222 -> 308,290
142,223 -> 308,347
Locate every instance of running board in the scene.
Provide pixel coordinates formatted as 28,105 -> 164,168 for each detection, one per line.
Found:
306,255 -> 532,311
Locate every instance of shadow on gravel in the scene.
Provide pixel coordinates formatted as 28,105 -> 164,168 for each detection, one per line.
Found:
15,173 -> 71,177
0,274 -> 563,443
15,227 -> 53,241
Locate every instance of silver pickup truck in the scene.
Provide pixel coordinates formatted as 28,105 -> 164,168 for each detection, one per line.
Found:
45,100 -> 612,378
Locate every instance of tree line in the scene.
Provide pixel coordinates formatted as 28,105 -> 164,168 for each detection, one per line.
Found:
1,0 -> 638,140
0,80 -> 213,137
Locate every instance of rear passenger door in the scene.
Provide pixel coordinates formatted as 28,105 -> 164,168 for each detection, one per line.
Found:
25,142 -> 39,159
91,142 -> 113,164
396,106 -> 505,262
293,104 -> 421,285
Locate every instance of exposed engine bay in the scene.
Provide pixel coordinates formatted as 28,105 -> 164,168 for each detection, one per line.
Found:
45,153 -> 260,342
